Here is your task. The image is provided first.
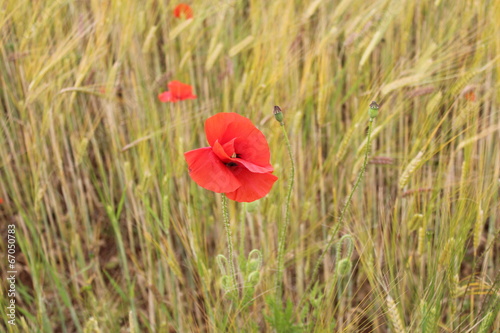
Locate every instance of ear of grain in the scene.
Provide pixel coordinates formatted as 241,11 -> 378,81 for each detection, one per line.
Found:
399,151 -> 425,189
386,295 -> 406,333
228,36 -> 254,57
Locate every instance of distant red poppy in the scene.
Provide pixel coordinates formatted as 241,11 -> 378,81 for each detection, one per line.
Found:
173,4 -> 193,19
465,91 -> 476,102
0,198 -> 3,204
185,113 -> 277,202
158,80 -> 197,103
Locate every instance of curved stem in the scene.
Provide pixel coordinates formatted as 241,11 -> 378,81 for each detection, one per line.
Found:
222,194 -> 237,292
307,117 -> 375,293
275,123 -> 295,302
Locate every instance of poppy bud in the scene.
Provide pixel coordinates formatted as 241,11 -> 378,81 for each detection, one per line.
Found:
337,258 -> 352,277
247,258 -> 260,272
247,271 -> 260,286
369,101 -> 379,118
273,105 -> 284,124
221,275 -> 231,291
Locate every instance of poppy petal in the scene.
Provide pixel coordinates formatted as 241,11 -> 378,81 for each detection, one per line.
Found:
185,147 -> 241,193
205,113 -> 256,146
233,133 -> 271,167
221,139 -> 236,157
158,91 -> 177,102
224,168 -> 278,202
465,91 -> 476,102
173,4 -> 193,19
212,139 -> 273,173
205,113 -> 271,166
212,139 -> 234,163
234,159 -> 274,173
168,80 -> 196,100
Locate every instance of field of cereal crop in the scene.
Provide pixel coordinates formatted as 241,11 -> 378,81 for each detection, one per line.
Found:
1,0 -> 499,332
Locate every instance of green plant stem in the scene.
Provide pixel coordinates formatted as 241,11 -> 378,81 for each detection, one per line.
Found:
239,203 -> 246,263
275,123 -> 295,302
307,117 -> 375,293
222,194 -> 237,291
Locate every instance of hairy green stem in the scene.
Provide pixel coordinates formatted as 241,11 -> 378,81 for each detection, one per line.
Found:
222,194 -> 237,292
239,203 -> 246,263
275,123 -> 295,302
307,116 -> 375,292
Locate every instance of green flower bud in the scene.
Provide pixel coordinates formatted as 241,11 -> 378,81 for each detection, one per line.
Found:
221,275 -> 232,291
216,254 -> 228,275
273,105 -> 284,124
369,101 -> 379,118
246,249 -> 263,272
247,258 -> 260,272
247,271 -> 260,286
337,258 -> 352,277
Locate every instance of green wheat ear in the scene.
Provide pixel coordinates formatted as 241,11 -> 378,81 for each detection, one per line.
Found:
478,311 -> 494,333
386,295 -> 407,333
421,301 -> 438,333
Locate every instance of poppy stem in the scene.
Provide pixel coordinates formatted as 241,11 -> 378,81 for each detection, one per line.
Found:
306,112 -> 376,297
239,203 -> 246,263
275,123 -> 295,302
222,194 -> 238,294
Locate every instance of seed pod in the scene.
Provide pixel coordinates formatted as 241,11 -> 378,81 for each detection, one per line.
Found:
273,105 -> 284,124
369,101 -> 380,118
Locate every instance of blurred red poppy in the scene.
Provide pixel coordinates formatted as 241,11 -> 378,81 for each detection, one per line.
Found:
185,113 -> 277,202
465,91 -> 476,102
173,4 -> 193,19
0,198 -> 3,204
158,80 -> 197,103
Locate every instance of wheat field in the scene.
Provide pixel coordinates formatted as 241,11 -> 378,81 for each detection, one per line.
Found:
1,0 -> 499,332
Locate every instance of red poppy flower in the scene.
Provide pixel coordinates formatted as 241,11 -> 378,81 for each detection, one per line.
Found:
158,80 -> 197,103
185,113 -> 278,202
0,198 -> 3,204
465,91 -> 476,102
173,4 -> 193,19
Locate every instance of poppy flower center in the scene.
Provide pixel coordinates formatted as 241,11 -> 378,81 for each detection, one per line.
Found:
225,152 -> 240,167
224,153 -> 240,167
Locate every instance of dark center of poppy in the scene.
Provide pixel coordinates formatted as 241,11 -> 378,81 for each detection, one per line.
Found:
225,153 -> 240,167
